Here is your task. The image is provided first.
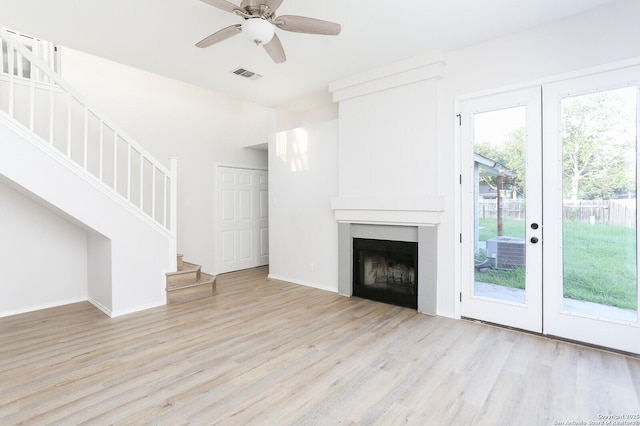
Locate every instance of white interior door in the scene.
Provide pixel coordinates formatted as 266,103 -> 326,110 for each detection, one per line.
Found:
543,67 -> 640,354
218,166 -> 269,274
461,87 -> 543,332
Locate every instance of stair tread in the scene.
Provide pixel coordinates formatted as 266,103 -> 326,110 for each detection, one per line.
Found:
166,273 -> 215,291
166,261 -> 200,277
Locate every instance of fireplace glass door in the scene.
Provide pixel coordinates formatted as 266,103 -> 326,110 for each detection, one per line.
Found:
353,238 -> 418,309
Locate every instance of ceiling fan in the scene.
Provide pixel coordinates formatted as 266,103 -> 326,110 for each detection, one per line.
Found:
196,0 -> 341,63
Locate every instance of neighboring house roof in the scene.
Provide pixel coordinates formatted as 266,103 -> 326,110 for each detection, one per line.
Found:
474,153 -> 516,178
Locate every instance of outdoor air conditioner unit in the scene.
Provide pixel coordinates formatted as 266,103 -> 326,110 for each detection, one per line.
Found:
485,236 -> 525,269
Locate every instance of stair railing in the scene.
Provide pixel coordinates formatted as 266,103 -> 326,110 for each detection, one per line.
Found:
0,27 -> 176,236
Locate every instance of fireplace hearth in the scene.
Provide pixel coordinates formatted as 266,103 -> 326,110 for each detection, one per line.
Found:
353,238 -> 418,309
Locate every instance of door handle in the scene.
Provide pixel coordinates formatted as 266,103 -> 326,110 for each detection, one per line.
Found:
530,237 -> 539,244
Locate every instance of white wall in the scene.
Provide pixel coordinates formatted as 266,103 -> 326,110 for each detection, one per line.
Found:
0,179 -> 88,317
436,0 -> 640,318
268,120 -> 339,291
269,0 -> 640,319
336,78 -> 438,199
60,49 -> 270,274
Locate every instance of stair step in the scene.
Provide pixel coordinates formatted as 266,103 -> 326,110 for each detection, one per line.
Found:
177,253 -> 184,271
165,261 -> 200,286
166,272 -> 216,305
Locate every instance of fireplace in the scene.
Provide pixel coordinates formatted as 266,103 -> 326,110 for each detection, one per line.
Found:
337,223 -> 437,314
353,238 -> 418,309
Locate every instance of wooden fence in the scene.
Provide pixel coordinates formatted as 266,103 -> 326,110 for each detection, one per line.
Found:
478,199 -> 636,227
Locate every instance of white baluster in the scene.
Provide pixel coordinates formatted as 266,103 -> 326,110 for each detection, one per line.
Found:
29,60 -> 35,131
99,120 -> 104,181
170,158 -> 178,235
15,49 -> 23,77
113,132 -> 118,191
139,154 -> 144,211
32,39 -> 41,82
49,78 -> 55,144
8,45 -> 14,117
127,144 -> 132,201
163,173 -> 169,228
83,106 -> 88,169
152,165 -> 157,221
66,93 -> 72,157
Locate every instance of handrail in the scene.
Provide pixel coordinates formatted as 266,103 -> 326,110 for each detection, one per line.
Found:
0,28 -> 176,235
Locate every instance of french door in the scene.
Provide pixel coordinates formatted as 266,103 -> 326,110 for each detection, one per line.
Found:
462,66 -> 640,354
543,67 -> 640,354
461,87 -> 543,333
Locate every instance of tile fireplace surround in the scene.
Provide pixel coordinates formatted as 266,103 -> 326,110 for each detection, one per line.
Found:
337,223 -> 437,315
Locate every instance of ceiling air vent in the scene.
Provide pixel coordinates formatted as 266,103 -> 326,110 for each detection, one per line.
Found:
231,67 -> 262,80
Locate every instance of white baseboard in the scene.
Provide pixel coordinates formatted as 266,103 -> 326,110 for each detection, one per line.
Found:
109,300 -> 166,318
88,297 -> 113,317
267,274 -> 338,294
0,297 -> 87,318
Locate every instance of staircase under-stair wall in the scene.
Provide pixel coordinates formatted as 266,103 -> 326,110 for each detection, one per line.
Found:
0,28 -> 178,317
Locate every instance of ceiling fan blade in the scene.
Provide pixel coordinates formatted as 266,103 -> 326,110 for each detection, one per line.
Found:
196,24 -> 242,48
264,0 -> 284,14
200,0 -> 241,14
275,15 -> 341,35
263,33 -> 286,63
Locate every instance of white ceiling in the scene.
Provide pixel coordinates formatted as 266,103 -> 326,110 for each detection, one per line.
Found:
0,0 -> 618,109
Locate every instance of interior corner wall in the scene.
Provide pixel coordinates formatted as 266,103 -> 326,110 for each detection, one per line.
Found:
59,49 -> 269,274
268,120 -> 339,292
435,0 -> 640,318
87,232 -> 112,313
0,180 -> 88,317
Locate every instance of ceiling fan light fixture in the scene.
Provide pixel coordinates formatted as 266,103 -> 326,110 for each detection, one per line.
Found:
242,18 -> 274,45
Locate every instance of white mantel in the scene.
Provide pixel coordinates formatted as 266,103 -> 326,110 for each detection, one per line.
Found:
331,195 -> 444,226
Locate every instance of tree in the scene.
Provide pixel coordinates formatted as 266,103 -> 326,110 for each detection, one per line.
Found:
475,127 -> 525,199
561,88 -> 636,201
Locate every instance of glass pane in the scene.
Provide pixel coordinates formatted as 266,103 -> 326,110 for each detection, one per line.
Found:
473,106 -> 527,304
561,86 -> 638,322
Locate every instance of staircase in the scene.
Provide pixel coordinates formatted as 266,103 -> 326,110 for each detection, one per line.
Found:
165,254 -> 216,304
0,28 -> 178,317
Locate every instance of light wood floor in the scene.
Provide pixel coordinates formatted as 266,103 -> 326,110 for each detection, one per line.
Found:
1,267 -> 639,425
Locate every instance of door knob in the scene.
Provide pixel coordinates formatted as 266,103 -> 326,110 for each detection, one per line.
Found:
530,237 -> 539,244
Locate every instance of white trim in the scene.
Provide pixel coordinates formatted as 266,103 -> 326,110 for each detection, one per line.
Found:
216,163 -> 268,171
88,297 -> 112,317
267,274 -> 338,294
330,52 -> 445,102
0,297 -> 86,318
109,300 -> 166,318
455,55 -> 640,104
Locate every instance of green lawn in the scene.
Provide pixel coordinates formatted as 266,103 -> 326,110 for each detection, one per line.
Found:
476,218 -> 638,310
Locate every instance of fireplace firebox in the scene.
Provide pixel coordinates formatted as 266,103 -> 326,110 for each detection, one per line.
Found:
353,238 -> 418,309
